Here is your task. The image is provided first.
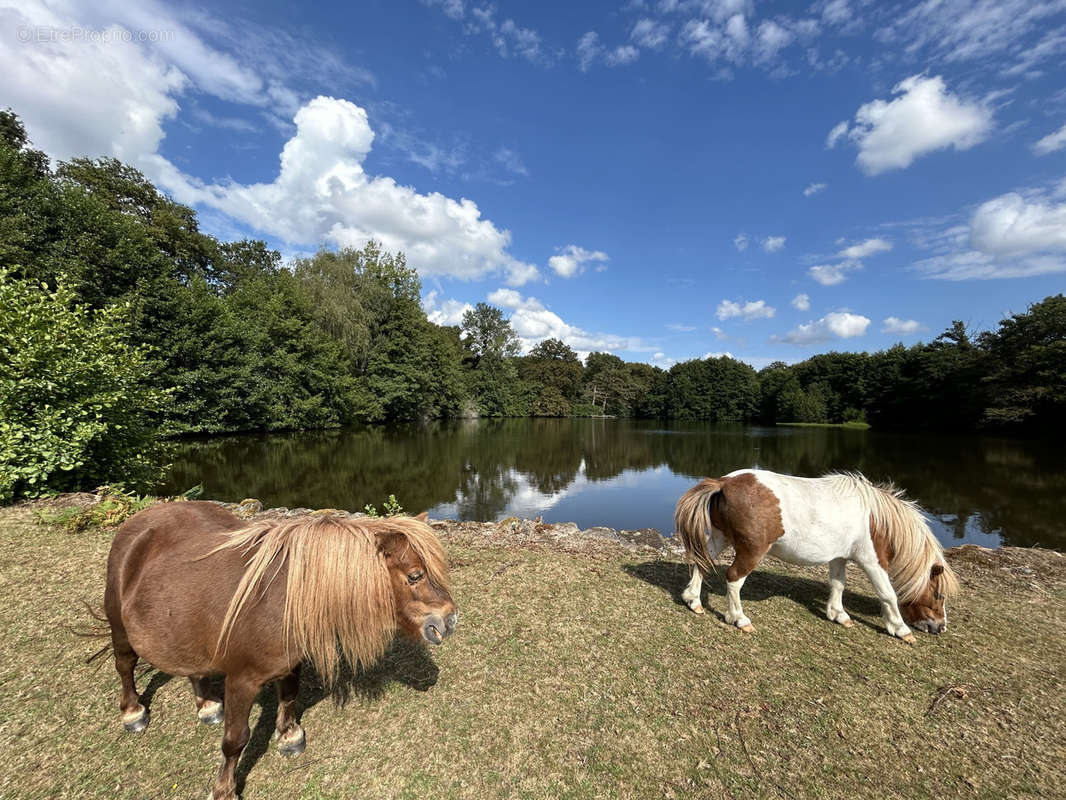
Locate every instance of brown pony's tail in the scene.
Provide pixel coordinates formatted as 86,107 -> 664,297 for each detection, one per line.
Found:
69,602 -> 113,666
674,478 -> 723,576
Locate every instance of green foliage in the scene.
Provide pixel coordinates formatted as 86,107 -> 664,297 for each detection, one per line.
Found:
461,303 -> 524,416
33,486 -> 156,532
653,356 -> 760,421
0,271 -> 168,501
363,494 -> 404,517
979,295 -> 1066,429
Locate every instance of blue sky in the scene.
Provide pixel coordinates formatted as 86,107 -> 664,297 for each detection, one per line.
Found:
3,0 -> 1066,368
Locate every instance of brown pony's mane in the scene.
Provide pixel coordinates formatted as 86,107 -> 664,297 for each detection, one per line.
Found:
208,515 -> 448,685
830,472 -> 959,603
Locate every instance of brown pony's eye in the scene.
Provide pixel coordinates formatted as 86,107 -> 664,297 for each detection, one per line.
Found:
407,571 -> 424,585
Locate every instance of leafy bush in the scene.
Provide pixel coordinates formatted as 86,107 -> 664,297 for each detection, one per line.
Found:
0,270 -> 169,502
33,486 -> 156,532
363,494 -> 404,517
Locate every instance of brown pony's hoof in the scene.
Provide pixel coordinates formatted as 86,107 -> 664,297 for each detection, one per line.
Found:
840,619 -> 855,629
740,624 -> 756,633
198,700 -> 224,725
122,707 -> 148,733
277,726 -> 306,757
901,633 -> 917,645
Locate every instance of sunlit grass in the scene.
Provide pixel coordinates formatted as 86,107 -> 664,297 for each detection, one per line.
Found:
2,505 -> 1063,799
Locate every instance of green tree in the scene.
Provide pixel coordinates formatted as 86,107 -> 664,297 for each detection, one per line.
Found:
980,295 -> 1066,429
461,303 -> 523,416
0,270 -> 168,501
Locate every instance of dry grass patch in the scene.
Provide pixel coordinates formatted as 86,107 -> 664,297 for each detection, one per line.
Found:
0,506 -> 1064,799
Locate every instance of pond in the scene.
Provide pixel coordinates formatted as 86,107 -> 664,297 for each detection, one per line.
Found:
160,418 -> 1066,550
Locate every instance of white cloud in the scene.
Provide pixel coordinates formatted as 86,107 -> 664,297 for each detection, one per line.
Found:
837,237 -> 892,259
806,237 -> 893,286
493,147 -> 529,176
808,264 -> 851,285
578,31 -> 640,69
716,299 -> 776,321
631,18 -> 670,49
881,317 -> 926,335
762,235 -> 786,252
711,326 -> 728,339
969,193 -> 1066,256
1,3 -> 540,287
911,182 -> 1066,280
1033,123 -> 1066,156
779,311 -> 870,344
827,75 -> 992,175
428,2 -> 550,65
803,182 -> 828,196
548,245 -> 609,278
605,44 -> 641,66
703,351 -> 736,360
877,0 -> 1066,75
791,293 -> 811,311
733,233 -> 749,251
577,31 -> 601,71
666,323 -> 698,332
488,289 -> 647,357
157,97 -> 541,285
422,290 -> 474,326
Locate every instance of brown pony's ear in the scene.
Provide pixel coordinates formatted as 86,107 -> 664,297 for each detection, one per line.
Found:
930,563 -> 945,577
414,511 -> 428,522
376,529 -> 404,556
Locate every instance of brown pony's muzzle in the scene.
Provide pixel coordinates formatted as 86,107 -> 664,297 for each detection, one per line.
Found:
422,611 -> 458,645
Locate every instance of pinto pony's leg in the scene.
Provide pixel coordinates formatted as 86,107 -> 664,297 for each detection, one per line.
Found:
212,674 -> 261,800
275,665 -> 306,757
191,676 -> 224,725
856,557 -> 915,643
826,558 -> 854,628
681,564 -> 705,613
724,544 -> 769,633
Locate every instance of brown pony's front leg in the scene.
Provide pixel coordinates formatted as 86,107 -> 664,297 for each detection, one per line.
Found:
274,664 -> 306,757
190,676 -> 224,725
212,674 -> 260,800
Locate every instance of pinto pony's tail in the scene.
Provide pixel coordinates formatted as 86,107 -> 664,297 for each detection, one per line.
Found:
674,478 -> 723,575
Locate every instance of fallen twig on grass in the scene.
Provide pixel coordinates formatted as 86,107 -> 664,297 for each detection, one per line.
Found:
927,684 -> 972,715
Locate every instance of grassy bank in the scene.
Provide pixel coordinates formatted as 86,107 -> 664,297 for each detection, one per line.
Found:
1,503 -> 1064,799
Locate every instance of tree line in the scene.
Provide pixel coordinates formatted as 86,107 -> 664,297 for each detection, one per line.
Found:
1,109 -> 1063,501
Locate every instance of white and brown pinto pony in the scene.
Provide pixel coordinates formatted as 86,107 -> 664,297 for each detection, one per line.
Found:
674,469 -> 958,643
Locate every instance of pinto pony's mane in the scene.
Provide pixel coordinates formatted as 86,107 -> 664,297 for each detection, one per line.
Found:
208,515 -> 448,685
829,472 -> 959,603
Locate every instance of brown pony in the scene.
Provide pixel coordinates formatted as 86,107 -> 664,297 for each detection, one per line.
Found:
103,501 -> 456,800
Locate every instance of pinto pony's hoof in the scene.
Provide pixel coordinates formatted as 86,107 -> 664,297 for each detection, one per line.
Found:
739,624 -> 756,633
689,603 -> 705,615
198,700 -> 224,725
901,633 -> 917,645
122,707 -> 149,733
277,726 -> 306,757
840,618 -> 855,629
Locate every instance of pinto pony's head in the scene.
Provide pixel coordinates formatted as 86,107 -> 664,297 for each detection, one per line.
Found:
212,513 -> 456,686
899,562 -> 957,634
852,474 -> 960,634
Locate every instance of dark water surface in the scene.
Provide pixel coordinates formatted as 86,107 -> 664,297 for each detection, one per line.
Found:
161,419 -> 1066,550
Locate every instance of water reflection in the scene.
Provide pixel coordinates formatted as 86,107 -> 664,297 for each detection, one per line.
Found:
160,419 -> 1066,550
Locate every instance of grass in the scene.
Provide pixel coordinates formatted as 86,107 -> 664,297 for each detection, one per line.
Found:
776,421 -> 872,430
2,504 -> 1065,799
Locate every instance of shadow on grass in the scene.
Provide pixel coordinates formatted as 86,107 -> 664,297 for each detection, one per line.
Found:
233,636 -> 439,794
623,560 -> 883,628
